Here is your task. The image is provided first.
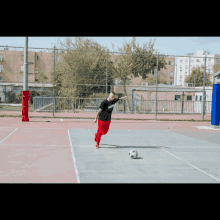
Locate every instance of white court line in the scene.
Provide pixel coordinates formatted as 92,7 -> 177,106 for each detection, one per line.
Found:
0,144 -> 71,147
22,128 -> 67,129
88,129 -> 95,138
35,145 -> 70,147
162,148 -> 220,182
68,129 -> 80,183
195,126 -> 220,130
60,119 -> 64,121
0,128 -> 18,144
0,127 -> 18,129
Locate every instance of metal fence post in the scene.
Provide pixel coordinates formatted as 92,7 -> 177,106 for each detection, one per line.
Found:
131,98 -> 133,114
53,46 -> 55,99
193,100 -> 194,115
53,97 -> 55,117
174,101 -> 175,114
72,100 -> 74,113
181,92 -> 185,113
106,49 -> 108,98
155,53 -> 159,119
131,91 -> 134,114
33,97 -> 35,111
135,99 -> 136,114
202,56 -> 207,120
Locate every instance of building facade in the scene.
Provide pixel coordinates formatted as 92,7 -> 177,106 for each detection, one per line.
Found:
175,50 -> 216,87
0,50 -> 54,84
0,49 -> 54,102
0,49 -> 214,112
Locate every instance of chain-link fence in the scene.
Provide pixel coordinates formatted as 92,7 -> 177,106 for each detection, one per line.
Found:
32,96 -> 213,115
0,44 -> 220,120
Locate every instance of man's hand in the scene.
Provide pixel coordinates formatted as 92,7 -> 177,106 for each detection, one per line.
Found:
94,118 -> 98,123
120,96 -> 128,100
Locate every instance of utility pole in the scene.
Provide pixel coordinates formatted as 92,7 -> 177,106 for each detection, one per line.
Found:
53,46 -> 55,117
106,49 -> 109,98
202,56 -> 207,120
53,46 -> 55,97
155,53 -> 159,120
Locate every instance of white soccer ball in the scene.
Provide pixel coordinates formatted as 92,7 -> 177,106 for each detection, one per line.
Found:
128,149 -> 138,159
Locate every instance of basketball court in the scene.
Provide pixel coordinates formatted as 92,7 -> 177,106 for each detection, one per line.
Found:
0,117 -> 220,183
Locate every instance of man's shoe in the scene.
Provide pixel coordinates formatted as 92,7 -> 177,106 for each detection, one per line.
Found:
96,144 -> 99,149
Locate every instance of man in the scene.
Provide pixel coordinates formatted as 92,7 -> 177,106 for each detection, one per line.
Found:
94,92 -> 127,149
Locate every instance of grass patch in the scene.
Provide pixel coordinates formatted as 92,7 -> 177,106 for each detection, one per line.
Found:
0,104 -> 34,112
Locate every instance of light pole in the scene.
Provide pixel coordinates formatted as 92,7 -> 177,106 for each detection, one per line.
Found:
202,56 -> 207,120
106,49 -> 109,98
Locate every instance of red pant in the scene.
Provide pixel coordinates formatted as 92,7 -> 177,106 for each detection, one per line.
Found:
96,120 -> 111,145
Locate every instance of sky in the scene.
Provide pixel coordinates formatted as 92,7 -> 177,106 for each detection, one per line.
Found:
1,36 -> 220,58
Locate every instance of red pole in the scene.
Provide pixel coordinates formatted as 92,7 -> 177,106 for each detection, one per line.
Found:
22,90 -> 29,122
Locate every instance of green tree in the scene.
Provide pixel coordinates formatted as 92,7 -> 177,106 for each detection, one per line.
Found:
89,53 -> 116,96
15,91 -> 22,103
184,66 -> 213,87
131,38 -> 167,80
212,55 -> 220,83
51,37 -> 116,108
112,37 -> 167,112
143,74 -> 168,86
29,91 -> 41,104
5,90 -> 15,103
14,91 -> 41,105
213,61 -> 220,72
38,71 -> 49,96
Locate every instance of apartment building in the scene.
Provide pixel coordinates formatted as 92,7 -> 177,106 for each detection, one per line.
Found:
0,50 -> 54,83
110,53 -> 214,114
0,49 -> 54,101
0,49 -> 174,85
176,50 -> 216,87
157,56 -> 175,86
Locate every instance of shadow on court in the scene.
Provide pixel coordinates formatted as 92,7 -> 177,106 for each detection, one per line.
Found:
99,144 -> 170,149
98,144 -> 170,159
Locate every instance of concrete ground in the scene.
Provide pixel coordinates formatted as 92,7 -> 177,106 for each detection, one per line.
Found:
69,127 -> 220,183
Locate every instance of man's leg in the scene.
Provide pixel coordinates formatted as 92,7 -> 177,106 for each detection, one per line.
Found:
96,120 -> 104,145
102,121 -> 111,135
96,120 -> 111,145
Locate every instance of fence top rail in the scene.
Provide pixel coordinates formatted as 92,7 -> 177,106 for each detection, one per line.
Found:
1,45 -> 220,59
33,97 -> 106,99
32,97 -> 212,102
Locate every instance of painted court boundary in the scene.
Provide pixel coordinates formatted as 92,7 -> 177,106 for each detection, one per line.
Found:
87,129 -> 220,183
68,129 -> 80,183
0,128 -> 18,144
162,149 -> 220,182
0,126 -> 220,183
